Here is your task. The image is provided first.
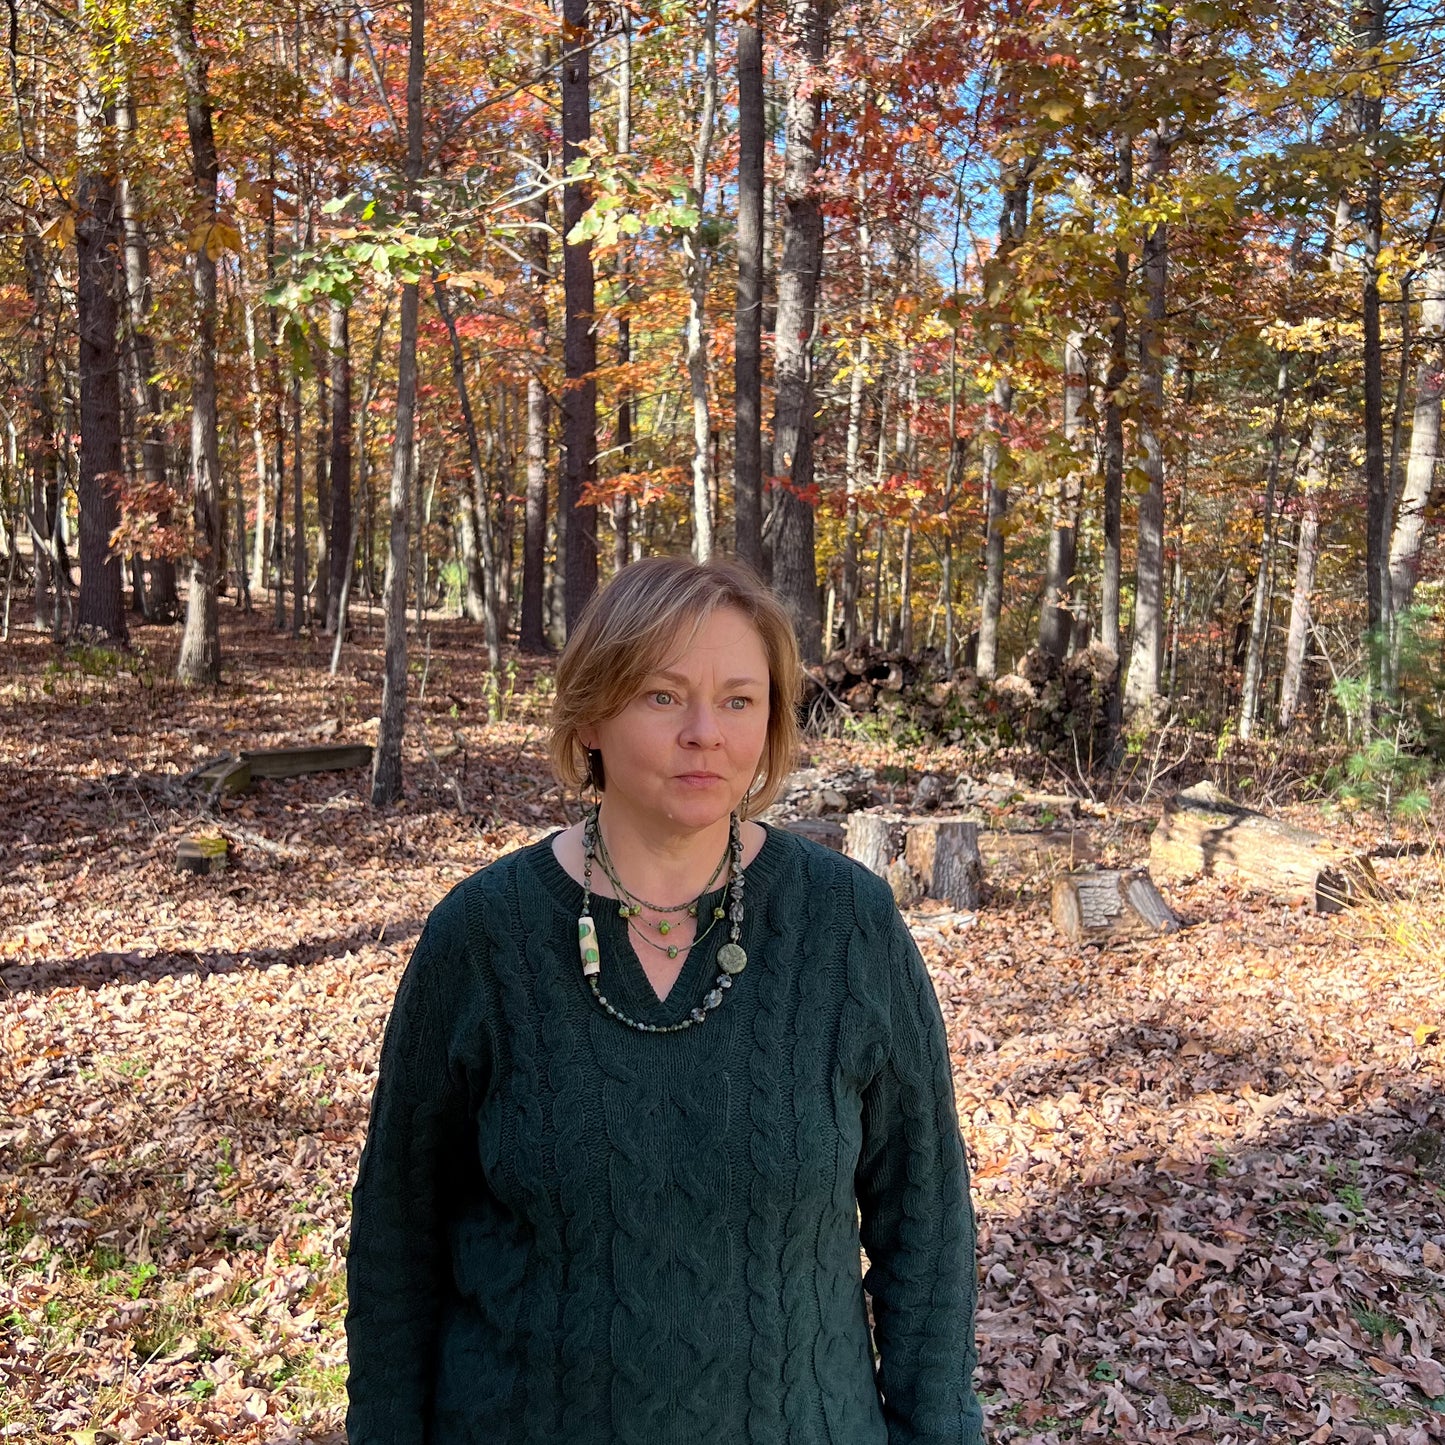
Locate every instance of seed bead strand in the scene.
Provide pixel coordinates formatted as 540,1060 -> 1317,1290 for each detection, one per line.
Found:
595,827 -> 728,921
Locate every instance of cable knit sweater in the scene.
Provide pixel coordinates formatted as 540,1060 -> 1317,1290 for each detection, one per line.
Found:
345,824 -> 981,1445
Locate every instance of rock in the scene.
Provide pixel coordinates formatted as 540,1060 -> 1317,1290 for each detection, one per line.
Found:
912,773 -> 947,811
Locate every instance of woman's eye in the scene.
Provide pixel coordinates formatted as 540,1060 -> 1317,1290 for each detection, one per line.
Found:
652,691 -> 674,706
727,696 -> 751,711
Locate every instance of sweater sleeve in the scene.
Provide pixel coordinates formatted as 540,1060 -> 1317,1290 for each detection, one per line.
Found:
345,916 -> 473,1444
855,907 -> 982,1445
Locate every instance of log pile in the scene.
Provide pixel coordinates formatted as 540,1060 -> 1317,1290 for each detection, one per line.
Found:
800,640 -> 1118,758
1150,782 -> 1377,912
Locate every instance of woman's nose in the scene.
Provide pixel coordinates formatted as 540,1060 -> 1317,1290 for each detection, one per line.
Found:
680,700 -> 722,746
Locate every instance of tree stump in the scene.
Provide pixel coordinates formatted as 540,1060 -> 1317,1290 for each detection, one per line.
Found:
177,835 -> 229,874
904,821 -> 983,909
844,813 -> 894,878
844,813 -> 984,909
1052,870 -> 1179,942
1150,782 -> 1375,912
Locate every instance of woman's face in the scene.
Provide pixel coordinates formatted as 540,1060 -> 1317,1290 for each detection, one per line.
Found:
581,606 -> 772,836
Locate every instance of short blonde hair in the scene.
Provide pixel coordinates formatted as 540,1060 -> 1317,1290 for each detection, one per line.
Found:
550,557 -> 802,818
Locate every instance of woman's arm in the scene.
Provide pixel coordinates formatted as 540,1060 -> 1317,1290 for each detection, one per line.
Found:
345,921 -> 470,1443
856,909 -> 982,1445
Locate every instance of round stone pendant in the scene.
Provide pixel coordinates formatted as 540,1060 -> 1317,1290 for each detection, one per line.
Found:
717,942 -> 747,975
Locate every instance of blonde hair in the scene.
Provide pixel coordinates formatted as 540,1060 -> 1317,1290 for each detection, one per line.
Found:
550,557 -> 802,818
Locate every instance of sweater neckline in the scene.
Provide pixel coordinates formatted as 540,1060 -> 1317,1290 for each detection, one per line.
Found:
523,817 -> 790,918
520,821 -> 793,1027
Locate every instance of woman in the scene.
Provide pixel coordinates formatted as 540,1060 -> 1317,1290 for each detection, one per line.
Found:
346,557 -> 982,1445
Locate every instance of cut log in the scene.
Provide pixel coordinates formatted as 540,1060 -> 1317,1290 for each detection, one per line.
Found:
844,812 -> 894,877
1151,784 -> 1375,912
904,820 -> 983,909
845,812 -> 984,910
240,743 -> 374,780
1052,869 -> 1179,942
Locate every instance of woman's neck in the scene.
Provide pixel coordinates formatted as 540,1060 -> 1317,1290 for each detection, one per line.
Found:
595,803 -> 733,908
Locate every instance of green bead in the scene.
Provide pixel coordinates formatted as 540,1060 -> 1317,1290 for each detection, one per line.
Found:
718,942 -> 747,975
667,945 -> 679,959
714,906 -> 725,919
658,921 -> 670,935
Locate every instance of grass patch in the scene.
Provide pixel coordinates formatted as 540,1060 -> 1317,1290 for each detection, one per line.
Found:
1316,1367 -> 1428,1427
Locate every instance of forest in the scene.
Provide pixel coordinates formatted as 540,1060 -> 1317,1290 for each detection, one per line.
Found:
3,0 -> 1445,1439
1,0 -> 1441,781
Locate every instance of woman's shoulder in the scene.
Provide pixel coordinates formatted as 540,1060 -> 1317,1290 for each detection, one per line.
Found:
759,822 -> 899,917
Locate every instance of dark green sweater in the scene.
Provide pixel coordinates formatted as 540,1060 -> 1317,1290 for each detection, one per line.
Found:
345,825 -> 981,1445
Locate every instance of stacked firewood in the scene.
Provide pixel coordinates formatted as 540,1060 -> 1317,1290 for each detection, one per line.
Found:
801,640 -> 1120,759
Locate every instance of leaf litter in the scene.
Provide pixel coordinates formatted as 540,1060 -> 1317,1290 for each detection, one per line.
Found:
2,610 -> 1443,1443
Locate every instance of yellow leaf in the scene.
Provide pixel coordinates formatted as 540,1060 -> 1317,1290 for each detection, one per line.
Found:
1414,1023 -> 1439,1047
189,219 -> 242,260
1040,99 -> 1072,123
40,211 -> 76,246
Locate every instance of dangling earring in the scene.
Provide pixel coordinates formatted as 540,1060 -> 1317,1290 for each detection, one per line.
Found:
587,748 -> 605,794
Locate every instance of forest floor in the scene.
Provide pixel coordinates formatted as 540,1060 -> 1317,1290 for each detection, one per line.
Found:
2,600 -> 1444,1445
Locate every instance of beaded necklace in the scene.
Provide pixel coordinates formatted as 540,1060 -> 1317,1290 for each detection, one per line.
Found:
578,806 -> 748,1034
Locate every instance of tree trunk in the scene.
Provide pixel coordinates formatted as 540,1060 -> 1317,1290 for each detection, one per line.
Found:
976,166 -> 1029,681
560,0 -> 598,629
1123,117 -> 1172,718
326,300 -> 352,633
1121,138 -> 1170,716
612,16 -> 633,574
433,280 -> 502,667
1238,355 -> 1290,741
734,2 -> 765,572
116,86 -> 179,622
1278,193 -> 1351,731
372,0 -> 424,806
1386,262 -> 1444,623
975,377 -> 1010,680
1040,330 -> 1086,658
170,0 -> 224,679
74,8 -> 127,644
21,235 -> 57,633
1359,0 -> 1388,644
767,0 -> 828,662
1101,135 -> 1132,661
312,337 -> 331,625
520,92 -> 550,653
841,203 -> 871,647
290,369 -> 305,634
684,0 -> 719,562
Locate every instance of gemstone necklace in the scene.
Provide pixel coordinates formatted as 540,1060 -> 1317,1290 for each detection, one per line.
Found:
578,805 -> 748,1033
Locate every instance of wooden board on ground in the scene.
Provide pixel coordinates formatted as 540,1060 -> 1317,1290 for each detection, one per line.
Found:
1150,781 -> 1375,912
1052,869 -> 1179,942
844,813 -> 984,909
196,757 -> 252,797
241,744 -> 373,780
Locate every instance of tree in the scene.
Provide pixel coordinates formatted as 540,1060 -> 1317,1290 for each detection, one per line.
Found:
372,0 -> 425,806
560,0 -> 598,629
74,0 -> 127,644
733,0 -> 765,573
172,0 -> 224,683
767,0 -> 828,662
